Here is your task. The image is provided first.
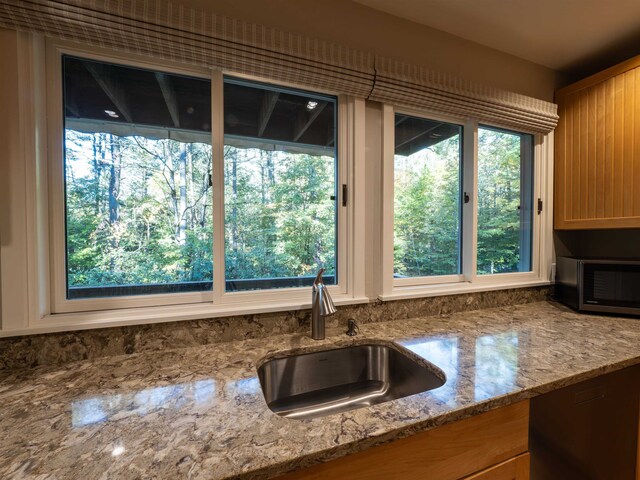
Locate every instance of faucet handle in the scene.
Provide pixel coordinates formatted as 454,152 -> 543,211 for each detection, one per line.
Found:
346,319 -> 359,336
319,284 -> 337,316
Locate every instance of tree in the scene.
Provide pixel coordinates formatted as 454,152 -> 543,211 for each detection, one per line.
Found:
394,135 -> 461,277
393,129 -> 527,278
65,130 -> 213,289
65,125 -> 525,294
222,146 -> 336,283
477,129 -> 524,274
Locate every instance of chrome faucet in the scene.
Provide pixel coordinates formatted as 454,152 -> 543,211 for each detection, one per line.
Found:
311,269 -> 337,340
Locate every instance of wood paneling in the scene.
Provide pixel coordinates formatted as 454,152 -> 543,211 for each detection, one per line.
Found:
462,453 -> 530,480
555,55 -> 640,229
278,401 -> 529,480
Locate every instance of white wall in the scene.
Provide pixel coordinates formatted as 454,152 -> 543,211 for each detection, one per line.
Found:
182,0 -> 560,101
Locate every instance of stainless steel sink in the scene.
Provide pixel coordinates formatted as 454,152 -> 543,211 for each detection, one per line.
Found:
257,343 -> 445,419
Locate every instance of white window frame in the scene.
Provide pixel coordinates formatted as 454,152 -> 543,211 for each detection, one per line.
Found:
211,71 -> 354,308
0,35 -> 367,335
381,104 -> 554,301
46,40 -> 217,313
388,108 -> 468,288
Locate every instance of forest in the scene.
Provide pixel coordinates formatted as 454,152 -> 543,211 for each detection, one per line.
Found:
64,125 -> 527,297
394,132 -> 462,277
476,128 -> 532,275
393,126 -> 530,278
64,130 -> 335,296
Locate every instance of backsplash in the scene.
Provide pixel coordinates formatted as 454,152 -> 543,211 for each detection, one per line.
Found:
0,286 -> 552,371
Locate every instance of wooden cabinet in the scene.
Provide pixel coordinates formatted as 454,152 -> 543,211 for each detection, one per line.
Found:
530,365 -> 640,479
555,55 -> 640,229
462,454 -> 530,480
279,401 -> 529,480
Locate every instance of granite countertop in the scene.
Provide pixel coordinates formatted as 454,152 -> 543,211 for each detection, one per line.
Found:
1,301 -> 640,479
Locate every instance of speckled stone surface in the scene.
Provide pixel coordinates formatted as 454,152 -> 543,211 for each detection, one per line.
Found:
0,286 -> 552,370
1,300 -> 639,479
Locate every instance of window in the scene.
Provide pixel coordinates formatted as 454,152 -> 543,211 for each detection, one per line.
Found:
477,126 -> 533,275
478,127 -> 533,275
382,106 -> 550,297
62,56 -> 213,299
46,43 -> 352,315
223,78 -> 338,291
394,114 -> 463,278
60,57 -> 340,301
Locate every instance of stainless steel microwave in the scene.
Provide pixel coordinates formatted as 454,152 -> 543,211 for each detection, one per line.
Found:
556,257 -> 640,315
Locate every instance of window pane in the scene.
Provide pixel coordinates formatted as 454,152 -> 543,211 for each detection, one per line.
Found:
477,126 -> 533,275
223,78 -> 337,291
394,115 -> 462,278
63,56 -> 213,299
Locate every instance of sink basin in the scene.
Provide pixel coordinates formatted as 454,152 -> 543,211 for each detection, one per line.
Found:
257,343 -> 445,419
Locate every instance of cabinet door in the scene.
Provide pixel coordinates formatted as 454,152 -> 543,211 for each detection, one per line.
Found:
555,58 -> 640,229
278,401 -> 529,480
462,454 -> 529,480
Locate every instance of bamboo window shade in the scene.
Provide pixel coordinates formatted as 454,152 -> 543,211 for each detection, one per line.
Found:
0,0 -> 558,133
371,57 -> 559,133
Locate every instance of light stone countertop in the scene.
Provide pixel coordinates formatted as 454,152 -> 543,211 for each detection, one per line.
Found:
1,301 -> 640,479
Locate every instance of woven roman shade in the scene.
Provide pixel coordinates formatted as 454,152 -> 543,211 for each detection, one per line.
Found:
370,58 -> 558,134
0,0 -> 559,133
0,0 -> 375,97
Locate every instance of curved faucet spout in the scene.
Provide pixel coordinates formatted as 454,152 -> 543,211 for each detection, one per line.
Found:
313,268 -> 325,285
311,269 -> 336,340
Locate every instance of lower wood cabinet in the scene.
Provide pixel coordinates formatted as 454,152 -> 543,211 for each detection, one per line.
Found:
462,454 -> 530,480
279,400 -> 529,480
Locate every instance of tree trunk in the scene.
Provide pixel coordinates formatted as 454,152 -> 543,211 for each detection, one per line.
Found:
108,135 -> 120,226
177,143 -> 188,245
107,135 -> 121,274
162,142 -> 179,242
91,134 -> 104,215
260,150 -> 267,205
187,144 -> 195,230
231,149 -> 239,268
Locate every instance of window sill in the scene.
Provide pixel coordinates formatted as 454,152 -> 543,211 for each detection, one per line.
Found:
2,278 -> 553,337
2,294 -> 371,338
378,278 -> 553,302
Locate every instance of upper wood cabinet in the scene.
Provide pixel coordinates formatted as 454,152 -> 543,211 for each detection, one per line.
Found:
555,56 -> 640,229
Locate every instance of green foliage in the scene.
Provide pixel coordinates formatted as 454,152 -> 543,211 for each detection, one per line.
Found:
65,125 -> 530,294
477,128 -> 530,275
223,146 -> 336,283
65,131 -> 213,289
394,128 -> 531,277
394,136 -> 461,277
65,131 -> 335,293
